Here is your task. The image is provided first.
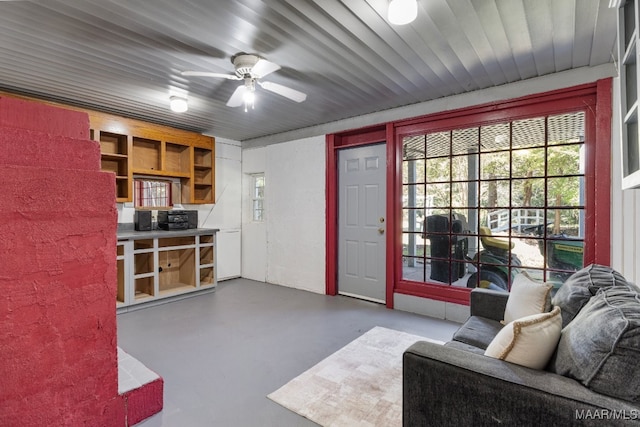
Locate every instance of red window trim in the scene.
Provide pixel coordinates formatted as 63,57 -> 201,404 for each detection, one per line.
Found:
326,79 -> 612,307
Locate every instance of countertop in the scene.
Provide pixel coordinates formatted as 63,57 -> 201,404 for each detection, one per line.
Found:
117,227 -> 219,240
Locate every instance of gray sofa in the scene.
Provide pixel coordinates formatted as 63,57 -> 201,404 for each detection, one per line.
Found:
403,265 -> 640,426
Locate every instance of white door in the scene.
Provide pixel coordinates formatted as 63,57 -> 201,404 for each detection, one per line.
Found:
338,143 -> 386,302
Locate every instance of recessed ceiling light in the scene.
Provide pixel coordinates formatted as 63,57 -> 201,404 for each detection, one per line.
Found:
388,0 -> 418,25
170,96 -> 188,113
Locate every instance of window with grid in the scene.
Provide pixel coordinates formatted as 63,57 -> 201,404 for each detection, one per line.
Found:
134,178 -> 172,208
402,112 -> 585,291
252,174 -> 265,222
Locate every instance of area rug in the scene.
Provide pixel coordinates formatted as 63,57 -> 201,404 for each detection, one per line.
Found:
267,326 -> 443,427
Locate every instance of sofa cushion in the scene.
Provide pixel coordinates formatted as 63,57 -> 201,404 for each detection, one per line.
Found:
503,272 -> 553,324
485,306 -> 562,369
550,286 -> 640,402
552,264 -> 628,328
451,316 -> 503,350
443,340 -> 486,355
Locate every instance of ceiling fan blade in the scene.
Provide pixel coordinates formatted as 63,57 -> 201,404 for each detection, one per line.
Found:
226,85 -> 247,107
251,59 -> 281,78
182,71 -> 241,80
258,81 -> 307,103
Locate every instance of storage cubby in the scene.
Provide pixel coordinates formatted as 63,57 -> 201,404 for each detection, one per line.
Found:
165,142 -> 191,173
200,246 -> 214,265
200,267 -> 214,287
194,185 -> 213,203
134,277 -> 155,300
158,248 -> 196,295
134,252 -> 154,275
98,131 -> 130,202
132,137 -> 161,171
100,132 -> 128,155
117,258 -> 125,304
194,147 -> 212,167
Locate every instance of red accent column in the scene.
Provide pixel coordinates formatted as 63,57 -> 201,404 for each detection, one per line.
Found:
594,78 -> 612,265
326,134 -> 338,295
0,97 -> 125,426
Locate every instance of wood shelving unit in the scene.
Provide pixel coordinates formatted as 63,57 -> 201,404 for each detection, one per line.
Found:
88,110 -> 215,203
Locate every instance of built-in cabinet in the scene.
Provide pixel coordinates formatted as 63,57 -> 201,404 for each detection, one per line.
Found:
116,228 -> 218,311
89,112 -> 215,203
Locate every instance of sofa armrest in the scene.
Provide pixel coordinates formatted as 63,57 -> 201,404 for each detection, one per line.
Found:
469,287 -> 509,321
403,341 -> 640,427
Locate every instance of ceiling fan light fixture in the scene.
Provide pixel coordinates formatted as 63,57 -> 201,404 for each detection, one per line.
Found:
243,89 -> 255,112
388,0 -> 417,25
169,96 -> 188,113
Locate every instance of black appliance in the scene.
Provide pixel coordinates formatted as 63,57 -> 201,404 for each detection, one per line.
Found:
134,210 -> 152,231
157,210 -> 189,230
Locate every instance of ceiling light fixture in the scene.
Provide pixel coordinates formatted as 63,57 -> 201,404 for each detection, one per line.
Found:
243,78 -> 256,112
388,0 -> 418,25
169,96 -> 188,113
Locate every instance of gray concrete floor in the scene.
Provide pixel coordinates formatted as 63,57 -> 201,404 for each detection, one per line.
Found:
117,278 -> 461,427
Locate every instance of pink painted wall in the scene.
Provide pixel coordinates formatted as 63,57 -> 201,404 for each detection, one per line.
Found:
0,97 -> 124,426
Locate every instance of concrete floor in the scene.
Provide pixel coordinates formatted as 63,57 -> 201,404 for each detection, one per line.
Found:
117,278 -> 461,427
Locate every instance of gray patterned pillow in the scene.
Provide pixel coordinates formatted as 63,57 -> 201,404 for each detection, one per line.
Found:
550,286 -> 640,402
551,264 -> 628,328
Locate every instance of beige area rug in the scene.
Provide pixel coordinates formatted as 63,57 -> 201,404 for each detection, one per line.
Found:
267,326 -> 443,427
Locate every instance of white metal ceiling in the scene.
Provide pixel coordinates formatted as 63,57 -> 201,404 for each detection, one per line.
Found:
0,0 -> 617,142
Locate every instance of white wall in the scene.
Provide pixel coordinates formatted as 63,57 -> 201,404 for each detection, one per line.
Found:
611,76 -> 640,285
241,136 -> 326,293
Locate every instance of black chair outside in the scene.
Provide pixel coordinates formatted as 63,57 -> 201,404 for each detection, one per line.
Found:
422,214 -> 468,283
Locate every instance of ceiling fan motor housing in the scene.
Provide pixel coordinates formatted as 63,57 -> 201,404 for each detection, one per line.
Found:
231,53 -> 260,78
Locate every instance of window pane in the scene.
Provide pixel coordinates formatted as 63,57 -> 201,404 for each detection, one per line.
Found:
511,177 -> 545,207
547,177 -> 582,206
547,144 -> 582,176
403,159 -> 425,183
452,127 -> 477,155
426,132 -> 450,158
403,184 -> 426,208
480,151 -> 510,179
548,112 -> 585,145
426,157 -> 450,182
512,147 -> 545,178
513,117 -> 545,149
480,179 -> 510,207
481,122 -> 510,152
403,135 -> 425,160
425,183 -> 451,207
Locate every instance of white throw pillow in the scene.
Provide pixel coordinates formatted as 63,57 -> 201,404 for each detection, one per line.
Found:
485,306 -> 562,369
503,272 -> 553,324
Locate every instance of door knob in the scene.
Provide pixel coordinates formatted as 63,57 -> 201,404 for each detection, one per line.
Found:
378,228 -> 385,234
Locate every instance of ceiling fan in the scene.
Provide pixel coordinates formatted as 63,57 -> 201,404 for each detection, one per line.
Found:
182,52 -> 307,111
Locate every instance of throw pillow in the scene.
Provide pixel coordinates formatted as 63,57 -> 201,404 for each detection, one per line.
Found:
550,286 -> 640,402
552,264 -> 628,328
485,306 -> 562,370
503,272 -> 553,324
